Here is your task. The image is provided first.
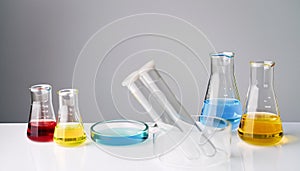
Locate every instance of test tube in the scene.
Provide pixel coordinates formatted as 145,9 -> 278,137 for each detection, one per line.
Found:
122,61 -> 216,159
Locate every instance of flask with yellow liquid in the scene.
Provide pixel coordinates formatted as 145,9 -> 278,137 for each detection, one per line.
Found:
238,61 -> 283,146
54,89 -> 86,147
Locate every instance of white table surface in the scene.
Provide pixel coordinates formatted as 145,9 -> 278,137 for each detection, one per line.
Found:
0,123 -> 299,171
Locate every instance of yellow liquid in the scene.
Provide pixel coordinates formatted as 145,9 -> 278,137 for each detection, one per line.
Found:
53,123 -> 86,147
238,112 -> 283,146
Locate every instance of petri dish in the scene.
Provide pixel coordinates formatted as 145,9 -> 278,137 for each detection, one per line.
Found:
90,120 -> 149,146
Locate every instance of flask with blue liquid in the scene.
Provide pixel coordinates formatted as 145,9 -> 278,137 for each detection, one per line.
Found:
201,52 -> 242,130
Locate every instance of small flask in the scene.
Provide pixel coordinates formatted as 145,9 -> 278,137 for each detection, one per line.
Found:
201,52 -> 242,130
27,84 -> 56,142
53,89 -> 86,147
238,61 -> 283,146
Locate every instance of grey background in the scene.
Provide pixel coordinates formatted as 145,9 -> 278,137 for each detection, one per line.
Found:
1,0 -> 299,122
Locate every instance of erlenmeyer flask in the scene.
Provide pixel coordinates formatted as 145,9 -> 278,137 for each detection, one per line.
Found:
201,52 -> 242,130
53,89 -> 86,147
238,61 -> 283,146
27,84 -> 56,142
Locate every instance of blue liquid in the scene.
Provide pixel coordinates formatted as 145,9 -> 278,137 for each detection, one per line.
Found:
91,128 -> 148,146
199,116 -> 229,129
201,98 -> 242,130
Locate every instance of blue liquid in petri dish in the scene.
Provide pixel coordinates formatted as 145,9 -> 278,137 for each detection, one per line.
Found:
91,120 -> 149,146
92,128 -> 148,146
201,98 -> 242,130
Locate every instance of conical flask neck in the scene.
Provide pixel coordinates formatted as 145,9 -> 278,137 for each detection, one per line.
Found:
30,84 -> 52,102
28,84 -> 55,121
210,52 -> 235,75
58,89 -> 81,123
250,61 -> 275,87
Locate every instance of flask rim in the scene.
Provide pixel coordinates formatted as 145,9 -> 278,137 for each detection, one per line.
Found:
58,89 -> 79,95
210,51 -> 234,58
30,84 -> 52,92
250,61 -> 275,67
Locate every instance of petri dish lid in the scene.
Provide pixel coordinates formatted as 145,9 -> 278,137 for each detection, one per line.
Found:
90,120 -> 149,146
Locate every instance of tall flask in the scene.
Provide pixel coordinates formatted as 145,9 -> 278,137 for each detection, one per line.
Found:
53,89 -> 86,147
201,52 -> 242,130
27,84 -> 56,142
238,61 -> 283,145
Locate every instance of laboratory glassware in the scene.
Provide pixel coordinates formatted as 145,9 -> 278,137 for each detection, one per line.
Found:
159,115 -> 231,168
201,52 -> 242,130
238,61 -> 283,146
53,89 -> 86,147
90,120 -> 149,146
122,60 -> 217,160
27,84 -> 56,142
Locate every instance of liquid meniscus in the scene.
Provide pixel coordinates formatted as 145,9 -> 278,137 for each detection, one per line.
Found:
53,123 -> 86,147
27,120 -> 56,142
201,98 -> 242,130
238,112 -> 283,146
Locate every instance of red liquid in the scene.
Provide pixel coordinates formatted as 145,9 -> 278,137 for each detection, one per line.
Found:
27,121 -> 56,142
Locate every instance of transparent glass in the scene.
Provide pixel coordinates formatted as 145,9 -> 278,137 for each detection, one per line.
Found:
27,84 -> 56,142
90,120 -> 148,146
238,61 -> 283,146
53,89 -> 86,147
201,52 -> 242,130
158,115 -> 231,168
122,61 -> 217,160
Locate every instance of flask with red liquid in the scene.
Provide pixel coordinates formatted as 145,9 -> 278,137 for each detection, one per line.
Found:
27,84 -> 56,142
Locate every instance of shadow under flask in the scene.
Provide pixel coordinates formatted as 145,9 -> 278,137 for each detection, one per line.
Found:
238,61 -> 283,146
27,84 -> 56,142
53,89 -> 86,147
201,52 -> 242,130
